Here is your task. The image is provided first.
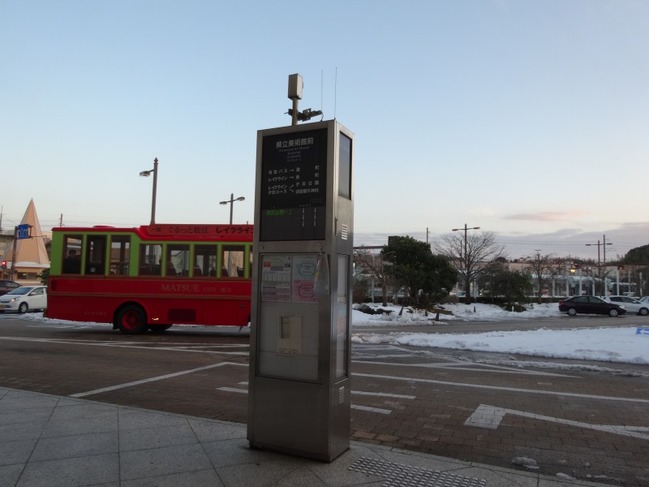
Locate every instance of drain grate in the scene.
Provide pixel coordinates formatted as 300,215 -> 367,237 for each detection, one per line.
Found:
349,457 -> 487,487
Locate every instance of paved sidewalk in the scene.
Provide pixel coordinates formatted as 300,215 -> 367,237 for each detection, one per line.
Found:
1,386 -> 610,486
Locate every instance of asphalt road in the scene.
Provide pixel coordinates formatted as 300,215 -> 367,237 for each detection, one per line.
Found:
1,313 -> 648,486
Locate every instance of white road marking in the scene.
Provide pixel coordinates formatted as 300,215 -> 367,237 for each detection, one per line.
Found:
352,391 -> 416,399
217,387 -> 248,394
463,404 -> 507,429
71,362 -> 248,398
354,372 -> 649,404
0,336 -> 248,355
214,386 -> 400,415
351,404 -> 392,415
465,404 -> 649,441
354,359 -> 576,377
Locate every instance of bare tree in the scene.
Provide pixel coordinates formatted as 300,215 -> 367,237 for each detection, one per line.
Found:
353,248 -> 393,306
523,252 -> 556,302
433,231 -> 506,304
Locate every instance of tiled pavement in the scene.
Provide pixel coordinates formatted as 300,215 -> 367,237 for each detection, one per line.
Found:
0,386 -> 612,486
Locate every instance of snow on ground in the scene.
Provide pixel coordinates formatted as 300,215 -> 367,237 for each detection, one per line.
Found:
352,302 -> 649,365
10,302 -> 649,365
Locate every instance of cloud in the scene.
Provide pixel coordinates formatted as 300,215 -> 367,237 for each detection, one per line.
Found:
504,211 -> 586,222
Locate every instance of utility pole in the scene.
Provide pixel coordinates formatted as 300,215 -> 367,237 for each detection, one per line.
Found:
602,234 -> 612,265
10,226 -> 18,281
452,223 -> 480,299
585,235 -> 612,294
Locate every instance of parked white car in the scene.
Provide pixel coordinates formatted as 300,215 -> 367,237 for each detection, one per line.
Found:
638,296 -> 649,306
600,295 -> 649,316
0,286 -> 47,313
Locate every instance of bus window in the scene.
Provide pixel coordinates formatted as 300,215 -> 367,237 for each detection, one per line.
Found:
167,244 -> 189,276
62,236 -> 82,274
139,244 -> 162,276
85,235 -> 107,275
110,235 -> 130,275
223,245 -> 245,278
194,244 -> 216,277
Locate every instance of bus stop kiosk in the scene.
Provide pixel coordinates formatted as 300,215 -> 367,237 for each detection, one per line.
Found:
247,115 -> 355,461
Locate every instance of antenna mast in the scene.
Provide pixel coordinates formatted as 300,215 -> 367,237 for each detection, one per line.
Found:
287,73 -> 322,125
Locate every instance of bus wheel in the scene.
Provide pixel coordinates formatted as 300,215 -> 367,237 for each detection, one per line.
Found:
149,325 -> 172,333
115,305 -> 148,335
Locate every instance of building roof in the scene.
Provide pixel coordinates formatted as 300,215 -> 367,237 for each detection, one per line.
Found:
13,199 -> 50,267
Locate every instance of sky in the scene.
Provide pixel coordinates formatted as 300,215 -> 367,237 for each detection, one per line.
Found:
351,302 -> 649,365
1,1 -> 648,260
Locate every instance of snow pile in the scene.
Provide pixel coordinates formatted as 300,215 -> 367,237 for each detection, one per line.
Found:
352,302 -> 561,325
352,302 -> 649,365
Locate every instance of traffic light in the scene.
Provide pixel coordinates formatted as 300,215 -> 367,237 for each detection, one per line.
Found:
1,260 -> 6,270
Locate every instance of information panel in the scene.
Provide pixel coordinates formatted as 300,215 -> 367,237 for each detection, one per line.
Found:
259,128 -> 328,241
249,119 -> 354,462
260,254 -> 319,304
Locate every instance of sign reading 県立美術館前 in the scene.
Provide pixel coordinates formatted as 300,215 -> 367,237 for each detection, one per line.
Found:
259,128 -> 328,241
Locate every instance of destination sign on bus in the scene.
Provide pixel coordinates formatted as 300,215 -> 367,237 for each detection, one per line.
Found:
144,224 -> 253,238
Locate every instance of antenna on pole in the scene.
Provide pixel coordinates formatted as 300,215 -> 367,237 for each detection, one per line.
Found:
334,66 -> 338,119
287,73 -> 322,125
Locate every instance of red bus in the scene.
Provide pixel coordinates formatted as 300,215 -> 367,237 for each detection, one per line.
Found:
47,223 -> 253,334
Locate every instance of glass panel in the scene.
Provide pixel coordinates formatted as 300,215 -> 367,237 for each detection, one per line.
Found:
338,132 -> 352,199
194,245 -> 217,277
62,236 -> 82,274
335,254 -> 349,379
139,244 -> 162,276
257,253 -> 320,381
167,245 -> 190,276
85,235 -> 107,275
222,245 -> 245,277
110,235 -> 130,275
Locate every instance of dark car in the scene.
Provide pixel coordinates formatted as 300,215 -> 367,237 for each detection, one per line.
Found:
558,295 -> 626,317
0,279 -> 20,296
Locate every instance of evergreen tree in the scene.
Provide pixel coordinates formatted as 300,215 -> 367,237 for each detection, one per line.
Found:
383,236 -> 457,307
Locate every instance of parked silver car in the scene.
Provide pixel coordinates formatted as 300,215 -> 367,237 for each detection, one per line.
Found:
600,295 -> 649,316
638,296 -> 649,306
0,286 -> 47,313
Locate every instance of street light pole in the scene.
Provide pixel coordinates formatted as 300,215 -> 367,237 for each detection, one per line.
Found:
139,158 -> 158,225
219,193 -> 245,224
452,223 -> 480,266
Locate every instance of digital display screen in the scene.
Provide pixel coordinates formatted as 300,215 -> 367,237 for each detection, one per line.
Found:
259,128 -> 328,241
338,132 -> 352,199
